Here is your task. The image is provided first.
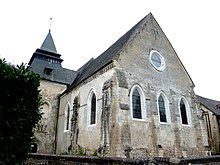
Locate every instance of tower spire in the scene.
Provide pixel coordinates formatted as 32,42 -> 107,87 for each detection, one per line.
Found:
40,19 -> 57,54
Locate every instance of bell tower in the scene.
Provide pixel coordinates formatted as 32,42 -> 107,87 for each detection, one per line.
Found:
28,30 -> 69,84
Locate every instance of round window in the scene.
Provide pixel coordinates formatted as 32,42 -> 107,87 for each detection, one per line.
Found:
149,50 -> 165,71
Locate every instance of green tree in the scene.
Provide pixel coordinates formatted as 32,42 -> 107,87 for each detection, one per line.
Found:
0,59 -> 42,165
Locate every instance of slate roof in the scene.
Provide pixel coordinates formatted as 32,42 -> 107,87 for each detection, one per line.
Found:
40,30 -> 57,53
29,30 -> 76,85
30,57 -> 76,84
64,12 -> 195,93
63,68 -> 77,84
196,95 -> 220,116
68,13 -> 152,90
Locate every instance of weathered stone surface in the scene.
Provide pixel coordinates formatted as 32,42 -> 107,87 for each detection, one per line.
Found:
119,103 -> 129,110
25,154 -> 220,165
115,69 -> 128,89
169,157 -> 181,164
54,13 -> 208,158
35,80 -> 66,154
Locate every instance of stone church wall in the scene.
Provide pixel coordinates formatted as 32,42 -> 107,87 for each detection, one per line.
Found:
35,80 -> 66,154
199,104 -> 220,153
56,14 -> 208,158
108,15 -> 207,157
57,67 -> 115,155
25,153 -> 220,165
56,90 -> 72,154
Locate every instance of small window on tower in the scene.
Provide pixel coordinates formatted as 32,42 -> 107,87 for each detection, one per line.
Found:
44,68 -> 53,76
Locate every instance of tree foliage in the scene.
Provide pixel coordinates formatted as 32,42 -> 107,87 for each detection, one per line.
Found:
0,59 -> 42,164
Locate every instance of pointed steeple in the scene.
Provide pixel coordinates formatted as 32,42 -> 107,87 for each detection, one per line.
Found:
28,30 -> 62,66
40,30 -> 57,53
28,29 -> 71,84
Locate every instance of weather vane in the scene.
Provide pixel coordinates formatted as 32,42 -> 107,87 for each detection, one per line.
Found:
49,18 -> 53,31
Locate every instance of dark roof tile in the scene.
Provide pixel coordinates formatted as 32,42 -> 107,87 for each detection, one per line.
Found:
69,13 -> 152,89
63,68 -> 77,84
196,95 -> 220,116
41,30 -> 57,53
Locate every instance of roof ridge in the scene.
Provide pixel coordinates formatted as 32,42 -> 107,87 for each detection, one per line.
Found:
100,13 -> 152,59
196,94 -> 220,116
196,95 -> 220,102
67,13 -> 153,89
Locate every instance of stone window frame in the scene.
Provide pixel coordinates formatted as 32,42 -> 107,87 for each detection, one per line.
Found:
157,91 -> 171,123
130,84 -> 146,121
64,102 -> 71,132
149,50 -> 166,71
178,97 -> 191,126
87,89 -> 97,126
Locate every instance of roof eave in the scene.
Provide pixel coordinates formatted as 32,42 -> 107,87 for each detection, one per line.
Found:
60,60 -> 114,97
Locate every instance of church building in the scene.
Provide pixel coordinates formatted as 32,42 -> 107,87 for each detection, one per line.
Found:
29,13 -> 213,158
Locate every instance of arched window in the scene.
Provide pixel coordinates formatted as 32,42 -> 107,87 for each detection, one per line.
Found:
90,93 -> 96,125
87,90 -> 97,125
64,104 -> 71,131
157,92 -> 170,123
132,89 -> 142,119
130,85 -> 146,120
179,98 -> 190,125
66,106 -> 70,130
158,95 -> 166,122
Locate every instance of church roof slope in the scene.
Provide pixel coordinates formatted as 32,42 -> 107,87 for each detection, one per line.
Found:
69,13 -> 152,89
196,95 -> 220,116
29,30 -> 76,85
63,68 -> 77,84
40,30 -> 57,53
66,12 -> 194,92
29,58 -> 69,84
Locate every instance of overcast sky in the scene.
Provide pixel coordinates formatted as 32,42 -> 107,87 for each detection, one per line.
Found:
0,0 -> 219,101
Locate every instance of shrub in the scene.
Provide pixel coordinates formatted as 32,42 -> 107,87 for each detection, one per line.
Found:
0,59 -> 42,164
